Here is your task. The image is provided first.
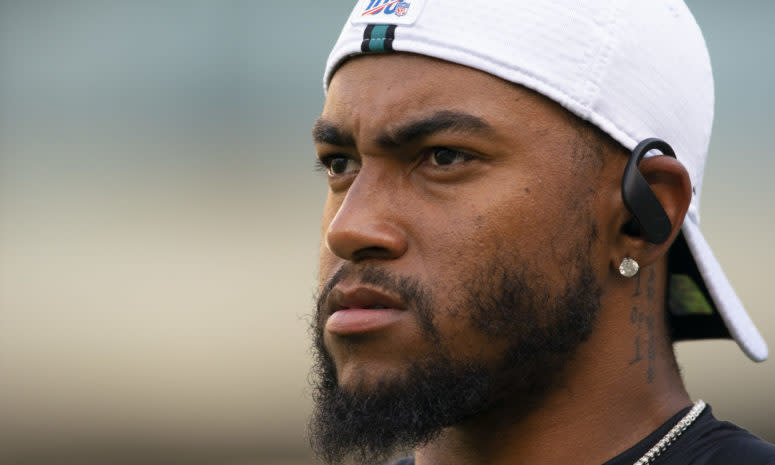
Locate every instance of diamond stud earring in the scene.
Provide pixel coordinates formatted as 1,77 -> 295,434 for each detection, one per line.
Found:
619,257 -> 640,278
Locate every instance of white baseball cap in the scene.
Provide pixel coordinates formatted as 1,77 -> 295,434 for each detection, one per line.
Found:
323,0 -> 767,362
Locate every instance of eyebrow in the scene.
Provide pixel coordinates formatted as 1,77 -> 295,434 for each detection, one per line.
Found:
312,111 -> 495,148
312,119 -> 355,147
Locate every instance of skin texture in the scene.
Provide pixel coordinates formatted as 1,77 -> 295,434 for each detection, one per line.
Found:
313,53 -> 693,465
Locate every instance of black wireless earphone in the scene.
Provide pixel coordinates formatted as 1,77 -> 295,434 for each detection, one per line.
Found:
621,138 -> 676,244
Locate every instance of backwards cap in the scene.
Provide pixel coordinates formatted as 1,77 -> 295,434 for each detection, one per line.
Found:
323,0 -> 767,361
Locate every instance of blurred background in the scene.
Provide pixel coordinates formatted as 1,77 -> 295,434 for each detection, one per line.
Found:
0,1 -> 772,464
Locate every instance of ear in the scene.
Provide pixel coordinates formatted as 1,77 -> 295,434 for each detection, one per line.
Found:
611,155 -> 692,273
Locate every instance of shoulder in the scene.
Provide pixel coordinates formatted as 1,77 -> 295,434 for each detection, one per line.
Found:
694,424 -> 775,464
673,408 -> 775,465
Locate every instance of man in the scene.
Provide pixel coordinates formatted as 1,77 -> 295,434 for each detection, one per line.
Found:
308,1 -> 775,464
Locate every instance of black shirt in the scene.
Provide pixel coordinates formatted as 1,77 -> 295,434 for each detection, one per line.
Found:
391,405 -> 775,465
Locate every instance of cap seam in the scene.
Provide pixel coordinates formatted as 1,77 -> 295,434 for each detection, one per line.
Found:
579,0 -> 628,110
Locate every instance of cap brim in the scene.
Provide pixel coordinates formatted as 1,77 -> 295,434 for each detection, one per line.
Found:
681,218 -> 768,362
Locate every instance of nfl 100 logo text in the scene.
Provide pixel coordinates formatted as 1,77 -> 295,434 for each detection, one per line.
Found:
361,0 -> 412,17
351,0 -> 423,25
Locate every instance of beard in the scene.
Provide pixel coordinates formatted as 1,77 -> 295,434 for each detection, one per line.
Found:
308,241 -> 601,465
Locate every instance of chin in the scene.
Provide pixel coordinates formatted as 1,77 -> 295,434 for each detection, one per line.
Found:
335,358 -> 414,393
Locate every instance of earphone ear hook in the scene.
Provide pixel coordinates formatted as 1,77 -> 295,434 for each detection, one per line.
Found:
621,138 -> 677,244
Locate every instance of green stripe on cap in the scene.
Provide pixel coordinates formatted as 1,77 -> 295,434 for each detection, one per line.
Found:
669,274 -> 714,315
361,24 -> 396,53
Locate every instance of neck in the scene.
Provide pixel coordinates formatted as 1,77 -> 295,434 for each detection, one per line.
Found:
415,264 -> 691,465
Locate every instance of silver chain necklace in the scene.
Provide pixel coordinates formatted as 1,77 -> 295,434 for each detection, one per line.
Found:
633,400 -> 706,465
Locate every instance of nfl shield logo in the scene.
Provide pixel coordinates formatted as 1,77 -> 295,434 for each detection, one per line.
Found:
396,2 -> 410,16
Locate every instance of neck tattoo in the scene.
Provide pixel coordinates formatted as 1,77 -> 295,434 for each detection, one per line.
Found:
634,400 -> 706,465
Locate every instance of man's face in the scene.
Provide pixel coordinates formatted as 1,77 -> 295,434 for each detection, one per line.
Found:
310,53 -> 611,463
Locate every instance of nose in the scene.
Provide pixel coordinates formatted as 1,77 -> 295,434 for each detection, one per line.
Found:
324,174 -> 409,263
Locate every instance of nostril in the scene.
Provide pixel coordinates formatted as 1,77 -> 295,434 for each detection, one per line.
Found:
351,246 -> 396,262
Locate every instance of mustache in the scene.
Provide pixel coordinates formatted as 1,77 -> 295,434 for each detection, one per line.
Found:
315,263 -> 438,337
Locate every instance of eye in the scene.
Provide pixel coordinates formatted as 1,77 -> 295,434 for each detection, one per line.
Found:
428,147 -> 474,166
319,155 -> 360,176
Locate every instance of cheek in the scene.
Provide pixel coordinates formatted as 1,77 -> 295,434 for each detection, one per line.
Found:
407,204 -> 510,334
415,193 -> 531,273
413,189 -> 578,324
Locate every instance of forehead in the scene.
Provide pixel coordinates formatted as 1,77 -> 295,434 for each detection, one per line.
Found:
323,53 -> 577,139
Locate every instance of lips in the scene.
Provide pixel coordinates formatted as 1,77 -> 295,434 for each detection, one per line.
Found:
325,285 -> 407,335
